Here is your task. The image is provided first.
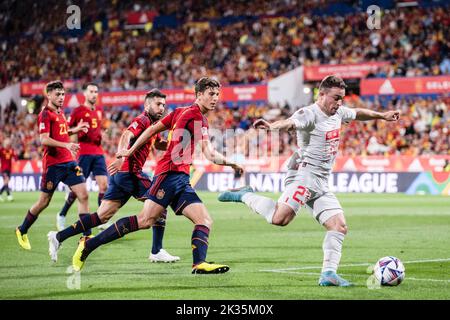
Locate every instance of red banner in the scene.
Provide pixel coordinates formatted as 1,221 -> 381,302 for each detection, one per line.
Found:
61,85 -> 267,107
360,76 -> 450,95
221,84 -> 268,102
304,62 -> 389,81
20,80 -> 76,96
126,11 -> 158,25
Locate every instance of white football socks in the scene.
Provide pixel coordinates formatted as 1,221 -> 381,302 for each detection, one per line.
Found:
322,230 -> 345,273
241,193 -> 276,224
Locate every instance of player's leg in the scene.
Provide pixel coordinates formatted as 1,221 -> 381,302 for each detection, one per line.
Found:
54,200 -> 121,244
1,172 -> 13,201
311,193 -> 351,287
132,171 -> 179,262
95,175 -> 108,205
16,164 -> 62,249
56,188 -> 76,230
172,178 -> 228,274
181,202 -> 229,274
0,173 -> 5,195
218,183 -> 302,226
93,174 -> 109,230
149,209 -> 181,263
16,191 -> 53,250
57,157 -> 90,229
70,182 -> 91,236
72,199 -> 164,271
93,155 -> 108,206
0,172 -> 5,200
48,173 -> 131,261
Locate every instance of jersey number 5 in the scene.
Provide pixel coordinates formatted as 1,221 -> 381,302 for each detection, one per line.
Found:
91,118 -> 98,129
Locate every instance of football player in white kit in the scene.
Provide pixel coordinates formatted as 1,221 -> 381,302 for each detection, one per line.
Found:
218,75 -> 400,286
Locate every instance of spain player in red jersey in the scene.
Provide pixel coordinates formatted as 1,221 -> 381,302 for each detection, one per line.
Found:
15,80 -> 90,250
47,89 -> 179,263
72,77 -> 243,274
0,138 -> 17,202
56,83 -> 108,235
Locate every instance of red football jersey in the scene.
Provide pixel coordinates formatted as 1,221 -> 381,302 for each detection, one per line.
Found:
121,112 -> 160,173
38,106 -> 74,169
68,105 -> 103,155
0,147 -> 16,172
154,104 -> 209,176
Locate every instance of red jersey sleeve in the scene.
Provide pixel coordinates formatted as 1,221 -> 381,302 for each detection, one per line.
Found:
127,116 -> 148,137
38,109 -> 51,134
160,111 -> 175,129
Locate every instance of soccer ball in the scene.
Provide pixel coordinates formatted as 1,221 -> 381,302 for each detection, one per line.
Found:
373,256 -> 405,286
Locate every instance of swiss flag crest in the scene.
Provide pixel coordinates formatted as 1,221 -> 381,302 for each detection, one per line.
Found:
325,129 -> 340,141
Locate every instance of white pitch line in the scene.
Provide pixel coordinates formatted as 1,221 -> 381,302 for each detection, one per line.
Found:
260,258 -> 450,273
262,271 -> 450,283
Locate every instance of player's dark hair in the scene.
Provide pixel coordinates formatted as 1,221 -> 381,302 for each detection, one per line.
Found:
194,77 -> 221,95
46,80 -> 64,93
82,82 -> 99,91
319,75 -> 347,92
145,89 -> 166,101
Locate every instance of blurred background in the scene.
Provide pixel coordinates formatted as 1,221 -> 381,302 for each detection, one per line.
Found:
0,0 -> 448,195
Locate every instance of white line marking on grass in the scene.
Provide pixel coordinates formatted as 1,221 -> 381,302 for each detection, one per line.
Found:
263,271 -> 450,283
260,258 -> 450,272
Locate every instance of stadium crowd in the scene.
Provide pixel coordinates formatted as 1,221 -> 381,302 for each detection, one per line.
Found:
0,0 -> 448,163
1,1 -> 449,90
0,95 -> 448,163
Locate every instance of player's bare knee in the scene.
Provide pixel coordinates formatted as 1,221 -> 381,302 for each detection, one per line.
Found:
272,206 -> 294,226
97,211 -> 111,223
202,216 -> 213,229
333,223 -> 348,235
99,184 -> 108,193
77,192 -> 89,203
324,214 -> 348,235
137,213 -> 154,229
38,196 -> 51,210
271,215 -> 288,226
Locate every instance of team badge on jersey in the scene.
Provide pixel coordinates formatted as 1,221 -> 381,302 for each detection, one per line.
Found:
156,189 -> 165,200
39,123 -> 46,130
46,181 -> 54,190
325,129 -> 340,141
131,122 -> 138,129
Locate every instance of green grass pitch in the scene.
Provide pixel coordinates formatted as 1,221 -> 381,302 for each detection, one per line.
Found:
0,192 -> 449,300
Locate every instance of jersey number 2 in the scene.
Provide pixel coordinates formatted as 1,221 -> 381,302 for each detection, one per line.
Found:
59,124 -> 68,135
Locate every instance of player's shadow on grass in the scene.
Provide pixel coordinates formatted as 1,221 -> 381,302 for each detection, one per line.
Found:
14,284 -> 262,299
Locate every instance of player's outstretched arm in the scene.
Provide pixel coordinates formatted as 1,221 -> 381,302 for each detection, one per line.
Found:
253,118 -> 296,131
355,108 -> 400,122
39,133 -> 79,158
201,139 -> 244,176
116,121 -> 167,158
108,130 -> 135,175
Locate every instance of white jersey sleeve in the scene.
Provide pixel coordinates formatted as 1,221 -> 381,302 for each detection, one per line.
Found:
337,106 -> 357,123
289,108 -> 315,131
